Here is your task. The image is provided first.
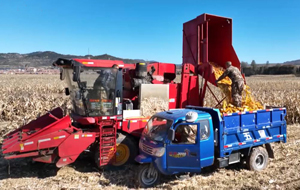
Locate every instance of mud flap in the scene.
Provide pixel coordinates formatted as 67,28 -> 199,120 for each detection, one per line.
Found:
265,143 -> 274,159
56,155 -> 81,168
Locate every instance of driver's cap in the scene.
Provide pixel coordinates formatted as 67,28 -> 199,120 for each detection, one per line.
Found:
185,111 -> 198,122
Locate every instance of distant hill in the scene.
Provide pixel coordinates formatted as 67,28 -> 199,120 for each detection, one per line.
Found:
283,59 -> 300,65
0,51 -> 154,68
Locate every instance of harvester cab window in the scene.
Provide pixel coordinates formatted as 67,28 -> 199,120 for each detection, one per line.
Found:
173,124 -> 198,144
64,67 -> 118,116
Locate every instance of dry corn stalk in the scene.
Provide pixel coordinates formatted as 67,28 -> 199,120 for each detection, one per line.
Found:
210,62 -> 263,114
140,97 -> 169,117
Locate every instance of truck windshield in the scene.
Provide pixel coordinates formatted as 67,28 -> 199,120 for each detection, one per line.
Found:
143,116 -> 173,142
64,68 -> 117,116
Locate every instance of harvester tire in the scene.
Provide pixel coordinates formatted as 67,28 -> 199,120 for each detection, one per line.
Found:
247,146 -> 269,171
111,133 -> 138,167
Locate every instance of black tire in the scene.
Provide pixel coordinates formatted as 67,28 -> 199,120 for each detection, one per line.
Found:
137,164 -> 161,188
94,145 -> 101,169
247,146 -> 269,171
110,133 -> 138,166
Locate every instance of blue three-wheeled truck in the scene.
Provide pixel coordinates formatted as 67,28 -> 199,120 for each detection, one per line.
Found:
135,106 -> 287,187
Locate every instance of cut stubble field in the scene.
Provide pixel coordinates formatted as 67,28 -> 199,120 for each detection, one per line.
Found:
0,74 -> 300,189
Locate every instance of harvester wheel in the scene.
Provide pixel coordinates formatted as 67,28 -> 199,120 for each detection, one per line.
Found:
247,146 -> 269,171
111,133 -> 138,166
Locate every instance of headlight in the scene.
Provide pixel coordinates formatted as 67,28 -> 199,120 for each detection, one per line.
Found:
153,147 -> 165,157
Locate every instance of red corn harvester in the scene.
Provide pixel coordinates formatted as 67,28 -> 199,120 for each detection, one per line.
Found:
2,58 -> 177,168
2,13 -> 244,168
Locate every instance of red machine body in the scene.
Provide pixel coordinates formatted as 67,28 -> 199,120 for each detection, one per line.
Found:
1,13 -> 242,168
2,57 -> 177,167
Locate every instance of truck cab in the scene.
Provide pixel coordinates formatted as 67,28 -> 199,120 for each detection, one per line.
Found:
135,109 -> 215,187
137,109 -> 215,173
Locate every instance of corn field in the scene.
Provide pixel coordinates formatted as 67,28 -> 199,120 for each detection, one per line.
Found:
0,74 -> 299,127
0,74 -> 300,189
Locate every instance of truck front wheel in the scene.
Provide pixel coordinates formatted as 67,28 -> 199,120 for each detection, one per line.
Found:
247,146 -> 269,171
137,164 -> 161,188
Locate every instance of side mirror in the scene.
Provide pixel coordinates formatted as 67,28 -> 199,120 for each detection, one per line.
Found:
167,129 -> 175,141
60,69 -> 65,80
80,81 -> 87,89
65,88 -> 70,96
72,66 -> 81,82
75,90 -> 81,100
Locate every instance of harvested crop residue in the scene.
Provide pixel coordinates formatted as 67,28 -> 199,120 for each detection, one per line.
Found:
1,124 -> 300,190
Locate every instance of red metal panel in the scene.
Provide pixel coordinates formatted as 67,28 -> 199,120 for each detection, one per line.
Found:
188,76 -> 199,106
2,116 -> 74,154
182,13 -> 242,107
73,59 -> 130,68
179,63 -> 191,108
3,107 -> 63,139
183,14 -> 241,84
3,130 -> 72,154
206,14 -> 240,70
168,83 -> 178,109
121,118 -> 148,137
4,149 -> 54,160
149,63 -> 176,76
5,151 -> 39,160
33,153 -> 57,164
56,155 -> 80,168
58,132 -> 96,158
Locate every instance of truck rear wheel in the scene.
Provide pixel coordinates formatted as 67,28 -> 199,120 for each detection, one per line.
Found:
137,164 -> 161,188
247,146 -> 269,171
111,133 -> 138,166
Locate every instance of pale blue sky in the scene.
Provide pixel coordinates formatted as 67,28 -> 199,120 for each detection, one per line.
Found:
0,0 -> 299,64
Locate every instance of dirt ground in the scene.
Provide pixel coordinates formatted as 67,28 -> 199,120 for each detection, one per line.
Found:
1,123 -> 299,190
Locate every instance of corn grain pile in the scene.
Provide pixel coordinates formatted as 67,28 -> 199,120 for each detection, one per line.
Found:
211,63 -> 263,114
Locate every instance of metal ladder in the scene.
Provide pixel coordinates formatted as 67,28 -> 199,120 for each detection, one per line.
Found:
99,125 -> 117,166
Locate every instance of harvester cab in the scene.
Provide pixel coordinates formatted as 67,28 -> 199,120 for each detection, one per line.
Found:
54,58 -> 124,118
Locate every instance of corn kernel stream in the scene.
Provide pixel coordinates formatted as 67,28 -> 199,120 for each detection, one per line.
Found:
211,63 -> 263,114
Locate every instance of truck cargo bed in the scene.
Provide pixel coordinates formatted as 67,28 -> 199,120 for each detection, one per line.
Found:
186,106 -> 287,158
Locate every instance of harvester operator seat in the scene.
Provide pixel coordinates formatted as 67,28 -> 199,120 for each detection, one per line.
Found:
93,64 -> 118,99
